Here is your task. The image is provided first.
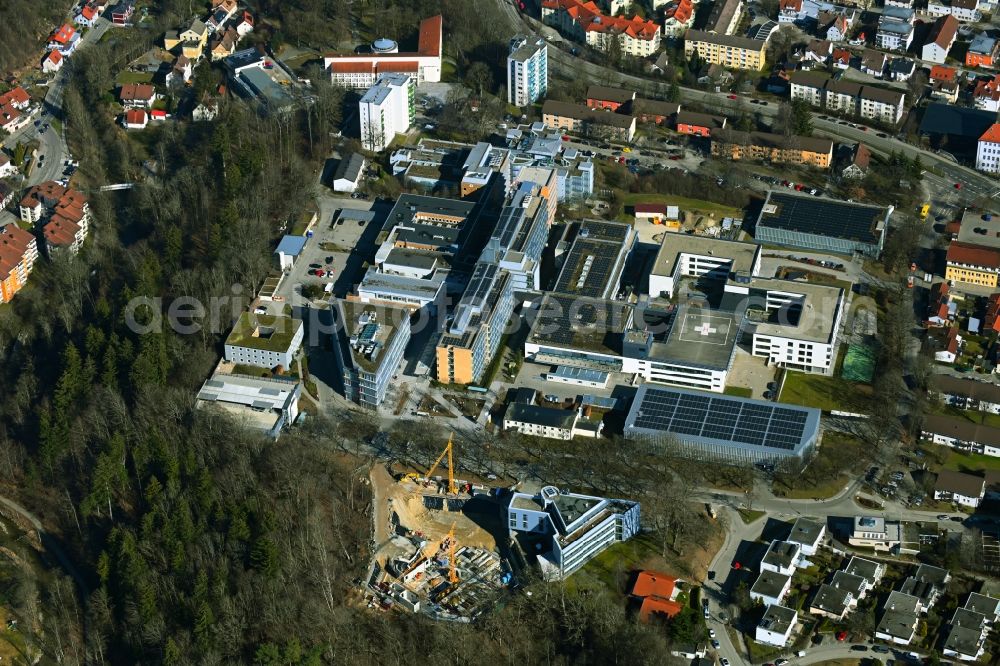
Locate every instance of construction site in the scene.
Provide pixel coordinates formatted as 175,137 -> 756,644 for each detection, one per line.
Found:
363,435 -> 513,622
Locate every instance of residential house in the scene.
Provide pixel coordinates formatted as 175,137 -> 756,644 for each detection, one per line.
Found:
859,86 -> 905,124
922,413 -> 1000,457
832,48 -> 851,70
965,592 -> 1000,622
177,18 -> 210,60
675,110 -> 727,137
704,0 -> 744,34
809,583 -> 854,620
967,33 -> 998,69
831,570 -> 870,603
931,326 -> 962,363
108,0 -> 135,25
889,58 -> 916,82
927,0 -> 981,22
662,0 -> 696,38
710,129 -> 833,168
804,39 -> 832,66
934,470 -> 986,507
926,280 -> 954,326
750,570 -> 792,606
944,607 -> 989,662
683,30 -> 767,71
585,85 -> 635,111
0,154 -> 16,178
974,76 -> 1000,113
235,11 -> 254,37
778,0 -> 805,23
986,293 -> 1000,332
119,83 -> 156,109
861,49 -> 887,78
844,556 -> 885,589
192,100 -> 219,121
756,605 -> 798,647
787,517 -> 826,556
542,99 -> 637,141
899,564 -> 951,614
541,0 -> 661,57
631,571 -> 684,622
332,152 -> 366,193
123,109 -> 148,129
876,6 -> 915,52
0,225 -> 38,304
207,2 -> 238,33
930,65 -> 960,103
922,15 -> 960,65
818,10 -> 854,42
167,55 -> 192,85
841,142 -> 871,179
48,24 -> 81,57
849,515 -> 902,552
876,591 -> 921,645
761,540 -> 802,576
210,27 -> 239,62
75,4 -> 98,27
933,374 -> 1000,414
41,50 -> 63,74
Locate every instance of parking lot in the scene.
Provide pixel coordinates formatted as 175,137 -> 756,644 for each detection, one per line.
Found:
268,198 -> 376,312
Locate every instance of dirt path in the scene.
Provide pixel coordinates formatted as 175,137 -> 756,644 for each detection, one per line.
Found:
370,465 -> 395,546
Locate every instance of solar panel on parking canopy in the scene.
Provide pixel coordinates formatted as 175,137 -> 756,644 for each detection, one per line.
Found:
629,386 -> 813,452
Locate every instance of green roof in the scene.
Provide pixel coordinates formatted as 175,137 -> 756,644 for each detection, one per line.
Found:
225,313 -> 302,353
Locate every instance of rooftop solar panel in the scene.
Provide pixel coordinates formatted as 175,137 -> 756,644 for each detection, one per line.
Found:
758,191 -> 888,244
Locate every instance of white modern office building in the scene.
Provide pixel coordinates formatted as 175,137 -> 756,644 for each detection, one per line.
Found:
332,301 -> 412,407
224,313 -> 304,369
507,485 -> 640,580
196,373 -> 302,439
359,73 -> 415,151
507,35 -> 547,107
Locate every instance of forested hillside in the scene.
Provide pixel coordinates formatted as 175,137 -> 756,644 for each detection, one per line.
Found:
0,0 -> 70,74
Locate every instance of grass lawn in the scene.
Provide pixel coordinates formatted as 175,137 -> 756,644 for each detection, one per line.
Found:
738,509 -> 765,524
774,431 -> 865,499
619,192 -> 744,219
943,449 -> 1000,473
779,371 -> 872,412
724,386 -> 753,398
115,71 -> 154,85
572,532 -> 661,595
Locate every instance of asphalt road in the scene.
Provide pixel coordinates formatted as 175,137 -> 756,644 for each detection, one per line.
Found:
493,0 -> 1000,208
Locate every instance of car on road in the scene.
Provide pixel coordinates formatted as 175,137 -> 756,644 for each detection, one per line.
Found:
727,94 -> 737,99
775,660 -> 788,666
709,628 -> 716,638
312,269 -> 324,277
760,101 -> 768,106
702,599 -> 710,618
873,645 -> 890,653
877,132 -> 887,138
850,645 -> 868,652
836,631 -> 848,641
951,516 -> 964,522
325,256 -> 333,264
309,263 -> 322,269
937,514 -> 950,520
720,659 -> 730,666
711,639 -> 720,649
561,135 -> 570,141
325,270 -> 335,278
707,570 -> 716,580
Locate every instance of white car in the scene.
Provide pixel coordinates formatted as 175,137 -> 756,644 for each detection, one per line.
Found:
720,659 -> 730,666
709,629 -> 717,639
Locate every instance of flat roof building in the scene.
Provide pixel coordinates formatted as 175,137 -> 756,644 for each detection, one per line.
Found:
876,591 -> 921,645
508,485 -> 640,580
810,583 -> 854,620
755,190 -> 892,257
787,517 -> 826,556
196,373 -> 301,439
624,385 -> 821,463
224,313 -> 304,370
756,604 -> 798,647
332,301 -> 411,407
552,220 -> 635,299
751,570 -> 792,606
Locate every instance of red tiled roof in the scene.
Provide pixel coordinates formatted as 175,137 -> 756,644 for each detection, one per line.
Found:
639,596 -> 683,622
379,60 -> 420,73
980,123 -> 1000,144
543,0 -> 659,40
81,5 -> 96,20
328,61 -> 373,74
780,0 -> 802,10
150,109 -> 167,119
44,217 -> 80,247
634,204 -> 668,215
417,15 -> 442,57
833,48 -> 850,64
928,15 -> 959,50
852,142 -> 871,169
0,88 -> 30,108
947,241 -> 1000,269
45,50 -> 63,65
974,76 -> 1000,103
50,24 -> 76,45
0,225 -> 36,282
119,83 -> 155,102
631,570 -> 678,599
985,293 -> 1000,332
666,0 -> 693,23
929,65 -> 956,82
125,109 -> 147,125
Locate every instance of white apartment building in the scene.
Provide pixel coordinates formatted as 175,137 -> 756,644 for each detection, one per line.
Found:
507,35 -> 547,107
977,124 -> 1000,174
507,485 -> 641,580
359,73 -> 415,152
790,72 -> 828,107
927,0 -> 980,21
224,312 -> 304,369
757,605 -> 798,647
859,87 -> 906,124
325,15 -> 442,89
876,6 -> 915,51
751,570 -> 792,607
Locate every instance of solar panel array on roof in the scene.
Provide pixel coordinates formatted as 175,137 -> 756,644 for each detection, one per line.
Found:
630,387 -> 811,451
552,221 -> 632,298
759,191 -> 886,244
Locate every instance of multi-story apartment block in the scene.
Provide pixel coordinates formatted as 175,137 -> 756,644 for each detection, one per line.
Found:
967,33 -> 999,69
945,209 -> 1000,286
359,73 -> 415,152
662,0 -> 695,38
790,72 -> 905,124
333,301 -> 411,407
927,0 -> 980,22
19,181 -> 92,255
710,129 -> 834,169
789,71 -> 828,107
0,225 -> 38,304
224,312 -> 304,369
324,15 -> 442,89
976,123 -> 1000,174
541,0 -> 660,56
542,99 -> 637,141
923,414 -> 1000,457
922,15 -> 959,65
876,5 -> 915,51
705,0 -> 744,35
859,86 -> 906,124
683,30 -> 767,70
507,35 -> 547,107
507,485 -> 640,580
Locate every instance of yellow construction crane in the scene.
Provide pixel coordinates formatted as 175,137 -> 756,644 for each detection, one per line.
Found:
425,433 -> 457,495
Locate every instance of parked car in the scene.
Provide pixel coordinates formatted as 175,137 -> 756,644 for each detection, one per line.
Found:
872,645 -> 890,653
